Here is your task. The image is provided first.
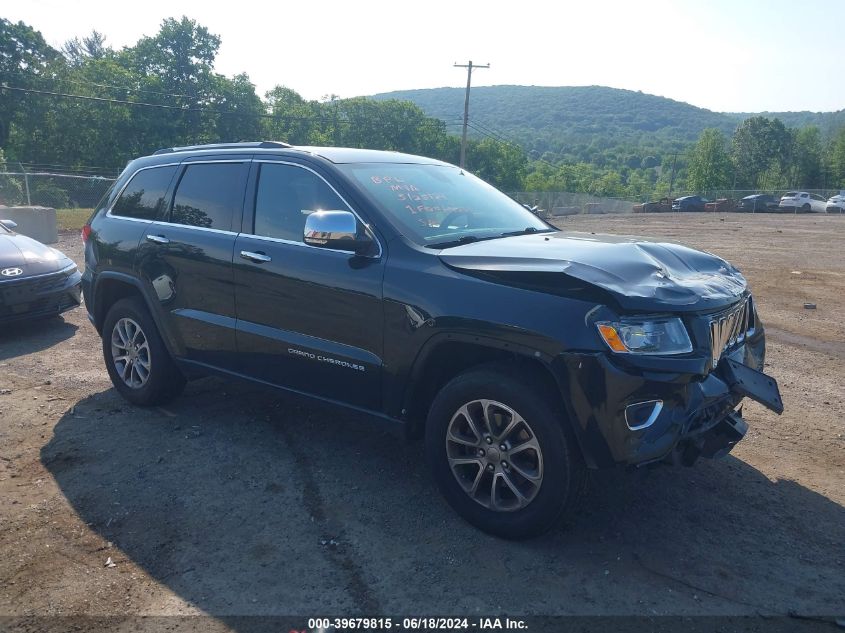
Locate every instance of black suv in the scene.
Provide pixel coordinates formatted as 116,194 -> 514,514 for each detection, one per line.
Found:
82,142 -> 783,539
671,195 -> 707,212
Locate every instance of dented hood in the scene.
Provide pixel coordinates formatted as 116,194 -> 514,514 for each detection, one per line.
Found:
438,231 -> 747,312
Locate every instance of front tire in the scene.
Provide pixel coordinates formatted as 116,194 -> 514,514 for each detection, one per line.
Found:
425,365 -> 586,539
102,296 -> 185,406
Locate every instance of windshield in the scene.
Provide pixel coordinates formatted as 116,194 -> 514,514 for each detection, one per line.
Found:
338,163 -> 551,247
783,192 -> 798,197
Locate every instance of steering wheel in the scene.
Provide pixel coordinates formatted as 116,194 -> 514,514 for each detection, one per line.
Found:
439,210 -> 473,229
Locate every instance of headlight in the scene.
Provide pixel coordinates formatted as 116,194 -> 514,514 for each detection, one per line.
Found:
596,317 -> 692,355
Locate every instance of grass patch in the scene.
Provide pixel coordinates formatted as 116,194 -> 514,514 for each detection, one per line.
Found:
57,208 -> 93,231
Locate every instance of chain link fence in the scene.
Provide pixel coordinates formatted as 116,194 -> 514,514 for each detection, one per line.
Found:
508,191 -> 637,216
511,189 -> 845,215
673,188 -> 841,201
0,172 -> 116,209
1,172 -> 842,217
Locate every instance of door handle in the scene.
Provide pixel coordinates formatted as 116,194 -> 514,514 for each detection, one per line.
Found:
146,234 -> 170,245
240,250 -> 272,263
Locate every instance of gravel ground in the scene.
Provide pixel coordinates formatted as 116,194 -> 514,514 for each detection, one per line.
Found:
0,214 -> 843,630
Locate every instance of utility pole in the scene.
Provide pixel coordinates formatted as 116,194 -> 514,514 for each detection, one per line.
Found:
454,60 -> 490,169
668,152 -> 678,201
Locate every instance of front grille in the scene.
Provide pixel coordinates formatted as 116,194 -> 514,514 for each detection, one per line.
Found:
0,268 -> 74,303
709,296 -> 755,368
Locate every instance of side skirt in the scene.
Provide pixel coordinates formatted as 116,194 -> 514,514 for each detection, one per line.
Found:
174,357 -> 405,433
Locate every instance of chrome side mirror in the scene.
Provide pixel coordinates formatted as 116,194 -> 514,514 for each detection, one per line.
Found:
1,219 -> 18,230
303,210 -> 375,256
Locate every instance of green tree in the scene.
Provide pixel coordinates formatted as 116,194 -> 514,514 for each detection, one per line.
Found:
686,128 -> 733,193
0,18 -> 60,147
589,170 -> 623,197
731,116 -> 791,189
131,17 -> 219,87
127,17 -> 223,147
830,127 -> 845,188
62,30 -> 109,66
210,72 -> 264,142
790,126 -> 823,188
623,169 -> 654,201
264,86 -> 328,145
465,138 -> 527,190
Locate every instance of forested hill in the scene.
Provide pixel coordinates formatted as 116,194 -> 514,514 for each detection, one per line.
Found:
725,110 -> 845,133
371,85 -> 842,164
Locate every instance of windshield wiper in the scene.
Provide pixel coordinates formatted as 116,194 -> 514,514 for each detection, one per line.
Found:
425,234 -> 488,249
500,227 -> 554,238
426,227 -> 555,249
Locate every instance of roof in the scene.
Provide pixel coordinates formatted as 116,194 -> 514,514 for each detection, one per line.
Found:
147,141 -> 450,166
292,146 -> 448,165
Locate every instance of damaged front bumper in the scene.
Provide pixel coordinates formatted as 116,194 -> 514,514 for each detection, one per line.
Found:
553,331 -> 783,469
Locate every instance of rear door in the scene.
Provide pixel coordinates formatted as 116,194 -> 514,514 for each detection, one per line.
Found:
137,158 -> 249,368
98,163 -> 180,280
233,160 -> 384,410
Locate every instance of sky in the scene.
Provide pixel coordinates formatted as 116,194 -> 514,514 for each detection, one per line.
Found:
5,0 -> 844,113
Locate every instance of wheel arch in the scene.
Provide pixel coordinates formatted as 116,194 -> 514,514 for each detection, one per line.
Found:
91,273 -> 177,359
401,334 -> 577,446
92,273 -> 147,332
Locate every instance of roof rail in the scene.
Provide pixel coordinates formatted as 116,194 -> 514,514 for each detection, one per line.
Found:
153,141 -> 292,155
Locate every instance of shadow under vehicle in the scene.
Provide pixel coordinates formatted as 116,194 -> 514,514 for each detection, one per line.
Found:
40,381 -> 844,620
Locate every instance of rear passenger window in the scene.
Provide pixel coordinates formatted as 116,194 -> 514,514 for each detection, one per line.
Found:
170,163 -> 244,230
111,166 -> 176,220
254,163 -> 348,242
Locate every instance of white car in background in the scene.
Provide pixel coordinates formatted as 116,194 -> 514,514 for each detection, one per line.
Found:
826,193 -> 845,213
779,191 -> 827,212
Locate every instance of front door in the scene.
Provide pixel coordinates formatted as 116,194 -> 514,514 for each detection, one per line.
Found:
233,161 -> 384,411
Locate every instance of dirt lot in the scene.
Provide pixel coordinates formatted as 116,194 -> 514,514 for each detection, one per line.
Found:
1,214 -> 843,629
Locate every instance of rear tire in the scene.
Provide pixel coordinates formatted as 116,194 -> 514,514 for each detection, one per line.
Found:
802,203 -> 811,212
102,296 -> 185,406
425,364 -> 586,539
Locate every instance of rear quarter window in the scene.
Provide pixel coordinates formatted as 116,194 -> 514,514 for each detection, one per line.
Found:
111,166 -> 178,220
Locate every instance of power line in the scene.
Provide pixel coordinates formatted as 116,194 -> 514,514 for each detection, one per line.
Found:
466,119 -> 559,170
466,121 -> 520,149
453,60 -> 490,169
1,84 -> 461,130
7,71 -> 198,101
470,118 -> 525,149
2,83 -> 241,114
47,76 -> 197,100
10,72 -> 474,133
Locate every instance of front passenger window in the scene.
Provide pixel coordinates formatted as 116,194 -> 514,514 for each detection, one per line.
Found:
254,163 -> 349,242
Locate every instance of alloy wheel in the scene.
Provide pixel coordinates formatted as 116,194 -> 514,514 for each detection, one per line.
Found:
446,399 -> 544,512
110,317 -> 151,389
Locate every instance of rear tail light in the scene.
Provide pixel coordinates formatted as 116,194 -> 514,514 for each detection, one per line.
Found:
81,224 -> 92,244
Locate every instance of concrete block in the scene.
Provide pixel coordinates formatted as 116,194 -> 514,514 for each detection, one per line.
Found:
0,206 -> 58,244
